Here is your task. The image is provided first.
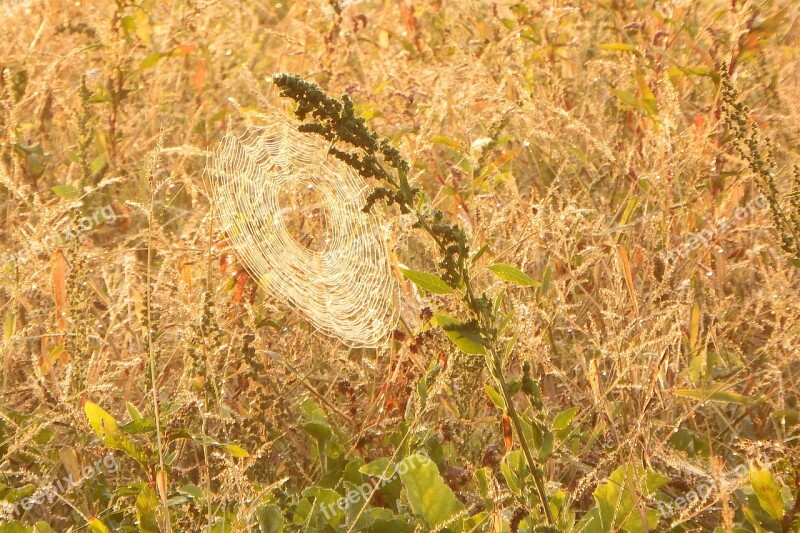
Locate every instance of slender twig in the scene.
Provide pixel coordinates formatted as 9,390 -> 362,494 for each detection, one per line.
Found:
146,133 -> 171,533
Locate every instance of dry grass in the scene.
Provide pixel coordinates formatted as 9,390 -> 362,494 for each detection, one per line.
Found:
0,0 -> 798,531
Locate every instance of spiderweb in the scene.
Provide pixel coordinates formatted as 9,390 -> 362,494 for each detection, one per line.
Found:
206,114 -> 398,347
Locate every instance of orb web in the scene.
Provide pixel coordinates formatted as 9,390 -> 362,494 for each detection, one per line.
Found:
206,114 -> 398,347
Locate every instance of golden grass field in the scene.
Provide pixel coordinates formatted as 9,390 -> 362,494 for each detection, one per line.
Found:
0,0 -> 799,531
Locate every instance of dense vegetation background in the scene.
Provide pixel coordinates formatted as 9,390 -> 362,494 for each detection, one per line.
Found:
0,0 -> 798,531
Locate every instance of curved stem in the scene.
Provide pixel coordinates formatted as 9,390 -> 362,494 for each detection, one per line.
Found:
491,348 -> 554,525
416,209 -> 554,525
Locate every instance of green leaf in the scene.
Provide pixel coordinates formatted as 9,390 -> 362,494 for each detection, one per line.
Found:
83,400 -> 145,463
640,94 -> 658,116
578,508 -> 604,533
471,243 -> 490,264
488,263 -> 539,287
552,407 -> 578,431
475,468 -> 491,500
119,418 -> 156,434
300,487 -> 343,526
301,399 -> 332,444
15,143 -> 45,179
90,153 -> 107,177
539,430 -> 554,461
599,42 -> 641,54
120,15 -> 136,35
360,458 -> 394,479
398,453 -> 464,528
673,387 -> 753,405
500,450 -> 526,495
135,486 -> 161,533
613,89 -> 640,108
742,504 -> 771,533
612,87 -> 657,117
178,484 -> 203,499
126,402 -> 143,421
0,522 -> 32,533
255,504 -> 284,533
484,384 -> 505,409
87,91 -> 109,104
678,65 -> 717,78
637,80 -> 658,116
669,428 -> 712,460
430,135 -> 463,149
503,330 -> 519,359
352,508 -> 413,532
417,377 -> 428,411
590,463 -> 669,532
33,428 -> 53,445
4,483 -> 37,503
139,52 -> 164,69
750,468 -> 785,520
399,268 -> 453,294
51,184 -> 80,199
223,444 -> 250,458
434,314 -> 486,354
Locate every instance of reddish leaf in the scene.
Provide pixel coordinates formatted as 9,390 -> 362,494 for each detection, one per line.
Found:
233,271 -> 248,303
502,414 -> 513,450
172,43 -> 197,56
192,60 -> 208,94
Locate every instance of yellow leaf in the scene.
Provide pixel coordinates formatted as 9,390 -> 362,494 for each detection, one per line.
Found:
616,245 -> 638,315
689,302 -> 700,352
133,8 -> 152,47
83,400 -> 119,446
4,311 -> 15,340
378,30 -> 389,48
88,517 -> 111,533
59,447 -> 81,481
156,470 -> 169,505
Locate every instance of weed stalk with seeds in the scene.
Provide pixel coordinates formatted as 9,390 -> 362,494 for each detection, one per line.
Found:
273,73 -> 555,526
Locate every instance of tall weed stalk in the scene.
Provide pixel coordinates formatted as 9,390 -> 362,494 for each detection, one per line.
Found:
272,73 -> 555,525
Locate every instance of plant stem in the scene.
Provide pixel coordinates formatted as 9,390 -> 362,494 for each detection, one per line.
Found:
491,348 -> 554,525
271,73 -> 555,525
146,138 -> 170,533
415,201 -> 553,525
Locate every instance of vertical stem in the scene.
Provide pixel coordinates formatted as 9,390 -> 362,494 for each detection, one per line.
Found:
416,214 -> 553,525
491,349 -> 554,525
272,75 -> 556,526
147,166 -> 170,533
